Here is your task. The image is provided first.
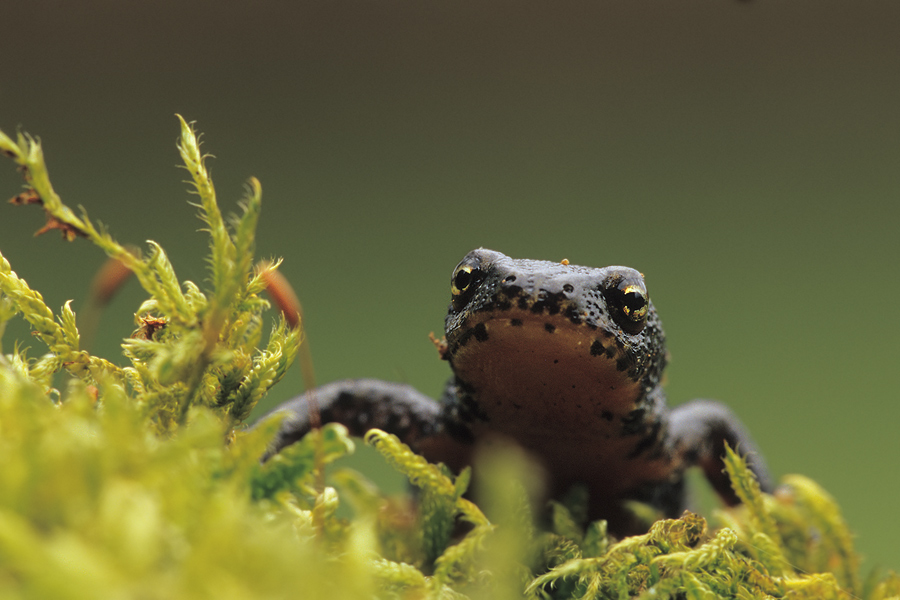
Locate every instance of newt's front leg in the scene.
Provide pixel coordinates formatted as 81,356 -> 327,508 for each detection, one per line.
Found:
264,378 -> 461,461
668,400 -> 774,505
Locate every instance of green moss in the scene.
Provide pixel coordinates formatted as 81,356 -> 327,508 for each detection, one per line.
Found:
0,120 -> 896,599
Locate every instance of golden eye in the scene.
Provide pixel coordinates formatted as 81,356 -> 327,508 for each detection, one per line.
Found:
601,272 -> 649,335
450,262 -> 487,310
451,265 -> 476,296
620,284 -> 649,322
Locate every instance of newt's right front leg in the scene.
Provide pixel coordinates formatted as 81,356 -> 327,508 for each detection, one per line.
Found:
263,378 -> 461,461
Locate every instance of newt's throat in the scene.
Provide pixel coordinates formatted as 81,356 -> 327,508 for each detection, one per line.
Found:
448,313 -> 642,439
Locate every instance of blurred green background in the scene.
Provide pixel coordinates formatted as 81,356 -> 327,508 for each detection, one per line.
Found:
2,0 -> 898,570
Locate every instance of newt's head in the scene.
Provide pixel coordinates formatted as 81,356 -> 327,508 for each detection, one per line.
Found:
443,248 -> 667,434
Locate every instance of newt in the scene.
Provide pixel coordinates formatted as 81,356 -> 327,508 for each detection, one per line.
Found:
263,248 -> 772,532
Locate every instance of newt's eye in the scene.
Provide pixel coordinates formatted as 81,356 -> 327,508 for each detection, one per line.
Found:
452,266 -> 475,295
451,263 -> 485,308
602,272 -> 649,335
620,284 -> 648,321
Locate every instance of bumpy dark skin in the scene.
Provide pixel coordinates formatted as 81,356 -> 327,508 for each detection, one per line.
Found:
266,249 -> 772,533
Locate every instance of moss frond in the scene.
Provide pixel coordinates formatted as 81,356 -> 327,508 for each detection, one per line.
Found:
723,441 -> 780,542
781,475 -> 860,592
0,253 -> 121,384
250,422 -> 355,502
366,428 -> 484,570
1,119 -> 308,433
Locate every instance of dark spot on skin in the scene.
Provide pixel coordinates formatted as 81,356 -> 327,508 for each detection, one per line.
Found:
566,306 -> 582,325
530,290 -> 565,315
601,410 -> 614,421
628,421 -> 663,459
456,378 -> 476,394
616,358 -> 630,372
590,340 -> 604,356
512,402 -> 522,409
544,323 -> 556,333
553,359 -> 559,364
473,323 -> 488,342
444,417 -> 475,443
621,407 -> 647,435
511,319 -> 523,327
458,391 -> 489,422
606,347 -> 616,359
449,319 -> 480,351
